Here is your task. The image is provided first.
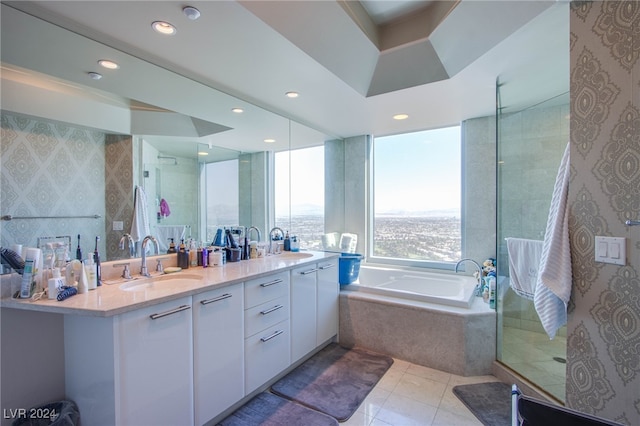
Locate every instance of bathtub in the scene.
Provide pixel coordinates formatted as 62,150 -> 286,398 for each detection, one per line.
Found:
346,265 -> 478,308
339,264 -> 496,376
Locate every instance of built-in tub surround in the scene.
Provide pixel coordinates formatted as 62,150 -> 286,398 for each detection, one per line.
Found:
339,270 -> 495,376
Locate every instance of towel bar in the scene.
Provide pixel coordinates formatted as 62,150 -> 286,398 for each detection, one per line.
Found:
626,220 -> 640,226
1,214 -> 101,221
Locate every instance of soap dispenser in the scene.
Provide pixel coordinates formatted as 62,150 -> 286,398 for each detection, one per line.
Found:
177,239 -> 189,269
284,231 -> 291,251
167,238 -> 177,254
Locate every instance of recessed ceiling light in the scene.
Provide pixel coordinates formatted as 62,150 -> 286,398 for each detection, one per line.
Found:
98,60 -> 119,70
264,138 -> 276,143
285,91 -> 299,98
231,107 -> 244,113
198,151 -> 209,156
183,6 -> 201,20
87,72 -> 103,80
152,21 -> 176,35
393,114 -> 409,120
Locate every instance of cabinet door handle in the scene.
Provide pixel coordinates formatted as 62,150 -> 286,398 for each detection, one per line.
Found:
149,304 -> 191,320
260,304 -> 283,315
260,329 -> 284,342
260,278 -> 283,287
299,268 -> 317,275
319,263 -> 335,270
200,293 -> 232,305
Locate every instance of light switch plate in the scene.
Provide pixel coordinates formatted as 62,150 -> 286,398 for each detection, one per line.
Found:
113,221 -> 124,231
595,236 -> 626,265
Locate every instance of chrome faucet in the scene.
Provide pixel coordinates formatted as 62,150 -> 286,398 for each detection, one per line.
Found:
455,258 -> 483,296
268,227 -> 284,254
140,235 -> 159,277
118,233 -> 135,257
247,226 -> 261,243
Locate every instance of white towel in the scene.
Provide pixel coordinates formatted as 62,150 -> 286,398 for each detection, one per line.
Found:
505,238 -> 543,300
130,185 -> 150,244
155,225 -> 187,252
534,142 -> 572,339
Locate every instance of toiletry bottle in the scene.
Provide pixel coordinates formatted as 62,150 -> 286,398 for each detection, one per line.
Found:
178,239 -> 189,269
47,268 -> 66,299
20,259 -> 35,299
84,255 -> 97,290
167,238 -> 177,254
284,231 -> 291,251
197,243 -> 203,266
489,275 -> 496,309
76,234 -> 82,261
189,239 -> 197,266
94,236 -> 102,286
201,245 -> 208,268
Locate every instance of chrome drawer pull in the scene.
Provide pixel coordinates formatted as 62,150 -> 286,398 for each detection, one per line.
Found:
319,263 -> 335,270
149,304 -> 191,320
299,268 -> 317,275
200,293 -> 232,305
260,278 -> 283,287
260,304 -> 283,315
260,329 -> 284,342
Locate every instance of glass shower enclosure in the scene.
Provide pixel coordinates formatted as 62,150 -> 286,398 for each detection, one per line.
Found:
495,88 -> 570,402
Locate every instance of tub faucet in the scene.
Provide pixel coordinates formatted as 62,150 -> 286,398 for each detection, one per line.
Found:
118,233 -> 135,257
247,226 -> 261,243
269,227 -> 284,254
140,235 -> 159,277
455,258 -> 483,296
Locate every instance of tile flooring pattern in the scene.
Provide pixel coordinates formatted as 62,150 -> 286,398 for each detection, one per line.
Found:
500,326 -> 567,402
343,358 -> 500,426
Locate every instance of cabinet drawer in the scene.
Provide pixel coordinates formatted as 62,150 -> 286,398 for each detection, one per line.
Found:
244,320 -> 290,394
244,271 -> 289,308
245,295 -> 289,338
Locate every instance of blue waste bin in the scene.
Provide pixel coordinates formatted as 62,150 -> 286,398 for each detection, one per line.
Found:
339,253 -> 363,285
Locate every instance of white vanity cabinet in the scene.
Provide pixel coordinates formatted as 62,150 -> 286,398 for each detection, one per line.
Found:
316,259 -> 339,345
193,283 -> 244,425
290,264 -> 318,362
65,296 -> 194,426
291,260 -> 339,362
244,272 -> 291,394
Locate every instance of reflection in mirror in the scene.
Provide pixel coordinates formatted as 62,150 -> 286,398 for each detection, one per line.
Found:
1,4 -> 337,262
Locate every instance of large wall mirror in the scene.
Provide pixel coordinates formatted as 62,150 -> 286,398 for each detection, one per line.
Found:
0,3 -> 333,262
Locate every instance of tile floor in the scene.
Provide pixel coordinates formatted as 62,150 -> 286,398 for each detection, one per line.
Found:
500,326 -> 567,402
343,358 -> 501,426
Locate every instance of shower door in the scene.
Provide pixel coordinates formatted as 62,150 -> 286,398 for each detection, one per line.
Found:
495,88 -> 570,402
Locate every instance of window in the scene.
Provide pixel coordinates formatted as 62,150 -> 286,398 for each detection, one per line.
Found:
275,146 -> 324,250
371,126 -> 461,267
204,159 -> 239,242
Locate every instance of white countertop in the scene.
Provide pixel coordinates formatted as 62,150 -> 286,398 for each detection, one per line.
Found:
0,251 -> 339,317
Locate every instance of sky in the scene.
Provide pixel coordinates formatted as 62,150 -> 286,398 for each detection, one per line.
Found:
274,127 -> 461,216
374,126 -> 461,213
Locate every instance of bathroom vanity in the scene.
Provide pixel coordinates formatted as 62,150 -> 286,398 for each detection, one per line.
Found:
1,251 -> 339,426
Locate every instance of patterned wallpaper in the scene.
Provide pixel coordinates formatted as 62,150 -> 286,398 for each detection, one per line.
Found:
567,1 -> 639,424
1,111 -> 106,258
0,111 -> 134,262
105,135 -> 134,261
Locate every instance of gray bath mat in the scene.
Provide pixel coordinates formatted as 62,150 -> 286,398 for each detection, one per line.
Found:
218,392 -> 338,426
271,343 -> 394,422
453,381 -> 511,426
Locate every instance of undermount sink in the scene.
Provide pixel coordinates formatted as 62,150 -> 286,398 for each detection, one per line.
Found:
119,273 -> 203,292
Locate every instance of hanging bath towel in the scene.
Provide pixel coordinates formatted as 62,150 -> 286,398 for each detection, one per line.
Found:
505,238 -> 543,300
130,185 -> 151,244
160,198 -> 171,218
534,142 -> 572,339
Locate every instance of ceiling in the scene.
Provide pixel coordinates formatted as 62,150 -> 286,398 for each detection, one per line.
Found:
0,1 -> 568,152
